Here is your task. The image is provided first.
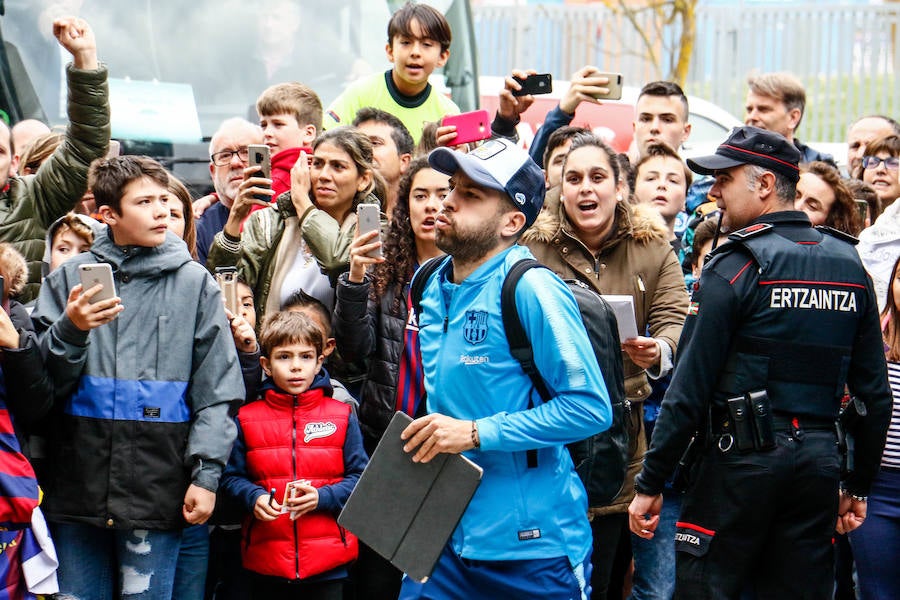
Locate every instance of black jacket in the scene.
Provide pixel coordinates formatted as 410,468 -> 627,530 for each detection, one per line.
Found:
636,211 -> 891,497
334,273 -> 425,451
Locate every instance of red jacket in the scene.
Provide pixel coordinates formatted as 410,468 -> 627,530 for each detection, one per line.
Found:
238,387 -> 358,579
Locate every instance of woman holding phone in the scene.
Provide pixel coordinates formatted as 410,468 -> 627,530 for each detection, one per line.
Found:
208,126 -> 385,325
333,157 -> 447,600
521,132 -> 689,600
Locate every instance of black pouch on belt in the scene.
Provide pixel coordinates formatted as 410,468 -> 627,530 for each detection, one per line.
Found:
727,395 -> 755,452
748,390 -> 775,450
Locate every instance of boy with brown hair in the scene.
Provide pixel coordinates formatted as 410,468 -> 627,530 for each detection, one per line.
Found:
257,82 -> 323,197
221,310 -> 367,599
324,2 -> 458,143
32,155 -> 244,598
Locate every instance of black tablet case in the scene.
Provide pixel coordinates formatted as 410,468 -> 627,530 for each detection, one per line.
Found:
338,412 -> 483,582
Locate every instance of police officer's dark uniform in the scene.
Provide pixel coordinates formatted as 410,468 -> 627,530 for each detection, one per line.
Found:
632,127 -> 892,599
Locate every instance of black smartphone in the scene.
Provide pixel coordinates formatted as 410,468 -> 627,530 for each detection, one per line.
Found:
512,73 -> 552,97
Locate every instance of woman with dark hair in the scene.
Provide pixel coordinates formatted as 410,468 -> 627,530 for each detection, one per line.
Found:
521,132 -> 689,600
334,155 -> 446,449
332,156 -> 447,600
795,161 -> 862,235
208,126 -> 385,325
849,253 -> 900,599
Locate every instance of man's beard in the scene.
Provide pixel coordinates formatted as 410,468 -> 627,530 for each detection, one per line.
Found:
435,215 -> 500,265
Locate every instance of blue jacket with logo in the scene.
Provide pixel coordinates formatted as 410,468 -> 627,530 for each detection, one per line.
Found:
415,244 -> 612,564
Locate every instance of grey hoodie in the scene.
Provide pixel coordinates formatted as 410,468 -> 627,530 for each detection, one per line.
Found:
32,226 -> 243,529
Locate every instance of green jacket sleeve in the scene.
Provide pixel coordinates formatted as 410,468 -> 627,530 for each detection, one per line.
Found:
26,63 -> 110,229
299,207 -> 355,275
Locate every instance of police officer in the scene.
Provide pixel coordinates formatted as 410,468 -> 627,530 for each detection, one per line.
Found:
627,126 -> 891,599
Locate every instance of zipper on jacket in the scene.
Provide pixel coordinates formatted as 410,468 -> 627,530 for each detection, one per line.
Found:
292,395 -> 301,580
592,255 -> 602,280
443,316 -> 448,332
337,522 -> 348,547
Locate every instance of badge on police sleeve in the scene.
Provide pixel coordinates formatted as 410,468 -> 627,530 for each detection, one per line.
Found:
674,522 -> 715,557
688,301 -> 699,316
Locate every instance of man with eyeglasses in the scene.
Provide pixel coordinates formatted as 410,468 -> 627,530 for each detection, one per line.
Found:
857,133 -> 900,310
195,118 -> 264,264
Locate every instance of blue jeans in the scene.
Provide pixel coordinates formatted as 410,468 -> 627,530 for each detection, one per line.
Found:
850,468 -> 900,599
629,488 -> 681,600
51,522 -> 182,600
173,524 -> 209,600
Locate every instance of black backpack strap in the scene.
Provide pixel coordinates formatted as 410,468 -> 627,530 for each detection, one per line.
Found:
409,256 -> 448,326
501,258 -> 553,468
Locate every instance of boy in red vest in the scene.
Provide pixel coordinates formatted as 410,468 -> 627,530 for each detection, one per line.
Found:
221,310 -> 367,599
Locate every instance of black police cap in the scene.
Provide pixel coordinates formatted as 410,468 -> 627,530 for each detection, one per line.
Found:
687,126 -> 802,183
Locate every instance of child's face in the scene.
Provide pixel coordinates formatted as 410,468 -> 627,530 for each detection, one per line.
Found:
50,228 -> 91,272
386,18 -> 449,95
237,281 -> 256,330
99,177 -> 170,247
167,195 -> 186,239
261,342 -> 323,395
259,113 -> 313,157
633,155 -> 687,223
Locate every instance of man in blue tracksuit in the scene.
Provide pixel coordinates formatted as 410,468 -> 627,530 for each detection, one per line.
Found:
399,138 -> 613,599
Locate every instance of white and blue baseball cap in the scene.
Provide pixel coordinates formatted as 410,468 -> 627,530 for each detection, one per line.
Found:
428,138 -> 546,227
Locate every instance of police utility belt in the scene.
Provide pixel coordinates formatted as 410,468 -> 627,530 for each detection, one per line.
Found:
712,391 -> 834,453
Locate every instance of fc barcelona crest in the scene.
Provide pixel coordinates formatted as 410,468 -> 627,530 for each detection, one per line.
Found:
464,310 -> 488,344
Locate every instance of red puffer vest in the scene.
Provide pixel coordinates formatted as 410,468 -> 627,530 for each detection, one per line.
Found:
238,387 -> 358,579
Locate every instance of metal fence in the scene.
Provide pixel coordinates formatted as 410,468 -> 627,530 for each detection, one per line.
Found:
472,2 -> 899,142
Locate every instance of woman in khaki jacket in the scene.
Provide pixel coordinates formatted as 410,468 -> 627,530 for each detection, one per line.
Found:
522,133 -> 688,600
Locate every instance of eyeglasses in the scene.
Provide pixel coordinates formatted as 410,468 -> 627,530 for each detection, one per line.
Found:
210,147 -> 250,166
862,155 -> 899,171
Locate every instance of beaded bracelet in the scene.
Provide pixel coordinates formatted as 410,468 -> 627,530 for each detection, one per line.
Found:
471,420 -> 480,449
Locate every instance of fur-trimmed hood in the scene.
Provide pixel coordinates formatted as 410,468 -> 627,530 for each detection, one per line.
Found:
523,187 -> 670,252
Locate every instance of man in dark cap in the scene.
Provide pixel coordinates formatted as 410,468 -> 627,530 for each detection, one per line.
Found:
628,126 -> 891,598
398,139 -> 612,598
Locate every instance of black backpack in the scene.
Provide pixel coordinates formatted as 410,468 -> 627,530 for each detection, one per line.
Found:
411,257 -> 629,506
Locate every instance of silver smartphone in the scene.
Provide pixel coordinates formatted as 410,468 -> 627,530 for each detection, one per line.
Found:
215,267 -> 239,315
591,72 -> 624,101
356,203 -> 383,258
247,144 -> 271,179
78,263 -> 116,304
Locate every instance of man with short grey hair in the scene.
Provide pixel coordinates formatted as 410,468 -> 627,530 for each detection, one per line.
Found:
195,117 -> 263,264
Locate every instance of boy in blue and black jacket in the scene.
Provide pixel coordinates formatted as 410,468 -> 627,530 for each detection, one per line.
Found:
32,155 -> 244,599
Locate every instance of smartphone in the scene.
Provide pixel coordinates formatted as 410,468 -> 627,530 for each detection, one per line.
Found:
356,203 -> 383,259
512,73 -> 552,97
247,144 -> 272,202
78,263 -> 116,304
215,267 -> 240,315
247,144 -> 271,179
591,73 -> 624,101
855,199 -> 869,225
440,110 -> 492,146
